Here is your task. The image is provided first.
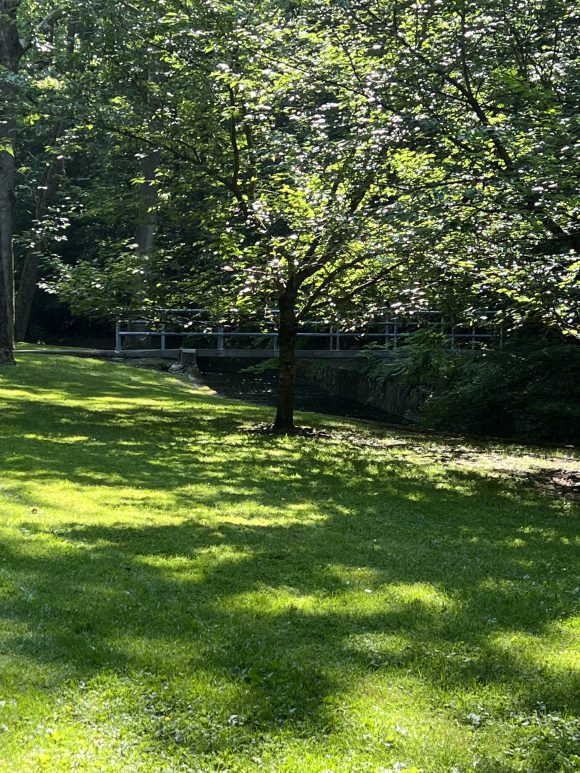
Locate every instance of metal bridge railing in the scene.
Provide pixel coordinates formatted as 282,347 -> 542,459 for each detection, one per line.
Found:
115,313 -> 502,354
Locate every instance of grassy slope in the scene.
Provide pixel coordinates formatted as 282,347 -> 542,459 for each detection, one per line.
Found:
0,355 -> 578,773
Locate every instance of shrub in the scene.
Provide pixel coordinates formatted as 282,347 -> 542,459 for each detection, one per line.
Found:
422,338 -> 580,443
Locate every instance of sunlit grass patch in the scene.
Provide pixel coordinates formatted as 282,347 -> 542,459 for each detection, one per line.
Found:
0,354 -> 578,772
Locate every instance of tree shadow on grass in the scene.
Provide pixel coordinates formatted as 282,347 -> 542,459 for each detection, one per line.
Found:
1,358 -> 579,766
2,477 -> 578,724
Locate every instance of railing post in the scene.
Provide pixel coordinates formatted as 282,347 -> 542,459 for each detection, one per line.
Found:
115,319 -> 122,353
217,326 -> 225,352
160,324 -> 166,352
336,330 -> 341,351
329,327 -> 334,351
393,321 -> 399,350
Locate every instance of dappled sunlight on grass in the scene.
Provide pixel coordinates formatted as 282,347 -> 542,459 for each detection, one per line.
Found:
0,355 -> 578,771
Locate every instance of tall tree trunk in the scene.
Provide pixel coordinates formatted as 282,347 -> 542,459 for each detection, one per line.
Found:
0,137 -> 15,364
0,0 -> 24,364
14,247 -> 39,342
15,148 -> 65,342
273,289 -> 298,432
128,149 -> 160,348
135,149 -> 160,254
0,217 -> 15,364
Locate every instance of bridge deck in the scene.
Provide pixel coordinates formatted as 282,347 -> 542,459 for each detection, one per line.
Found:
17,348 -> 389,360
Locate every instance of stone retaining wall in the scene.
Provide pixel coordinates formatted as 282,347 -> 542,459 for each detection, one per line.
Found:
298,360 -> 425,421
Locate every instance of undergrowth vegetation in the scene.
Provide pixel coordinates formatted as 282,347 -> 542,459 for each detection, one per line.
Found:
363,334 -> 580,444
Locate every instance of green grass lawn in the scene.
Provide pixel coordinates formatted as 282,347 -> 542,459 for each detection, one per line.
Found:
0,355 -> 578,772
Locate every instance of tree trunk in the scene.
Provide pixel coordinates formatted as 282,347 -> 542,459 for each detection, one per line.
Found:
0,211 -> 15,364
135,149 -> 160,254
14,249 -> 39,342
15,148 -> 65,341
273,289 -> 298,432
0,0 -> 24,365
0,118 -> 16,365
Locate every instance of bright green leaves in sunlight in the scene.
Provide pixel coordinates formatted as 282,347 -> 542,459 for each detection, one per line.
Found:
46,0 -> 578,339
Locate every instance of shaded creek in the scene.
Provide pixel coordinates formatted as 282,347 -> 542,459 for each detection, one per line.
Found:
199,370 -> 406,424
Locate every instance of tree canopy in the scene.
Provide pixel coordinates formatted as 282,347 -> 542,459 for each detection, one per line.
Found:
1,0 -> 578,428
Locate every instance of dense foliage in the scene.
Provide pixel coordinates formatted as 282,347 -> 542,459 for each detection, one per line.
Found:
363,329 -> 580,442
422,339 -> 580,443
1,0 -> 578,429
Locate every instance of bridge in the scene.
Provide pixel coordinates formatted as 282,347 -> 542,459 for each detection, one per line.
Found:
115,310 -> 501,361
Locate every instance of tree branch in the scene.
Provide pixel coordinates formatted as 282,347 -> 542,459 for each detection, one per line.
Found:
19,5 -> 66,55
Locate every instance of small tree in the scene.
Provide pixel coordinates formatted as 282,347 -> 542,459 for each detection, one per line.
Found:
55,0 -> 578,429
63,0 -> 444,430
